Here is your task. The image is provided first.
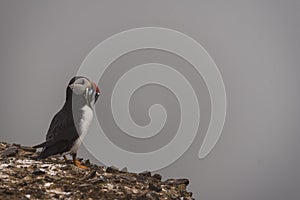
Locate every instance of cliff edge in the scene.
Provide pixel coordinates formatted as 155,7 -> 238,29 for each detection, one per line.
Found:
0,142 -> 194,200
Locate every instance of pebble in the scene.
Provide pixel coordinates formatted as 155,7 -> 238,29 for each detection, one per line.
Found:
152,173 -> 162,181
148,183 -> 162,192
106,166 -> 119,173
1,145 -> 19,158
163,178 -> 189,186
138,170 -> 151,177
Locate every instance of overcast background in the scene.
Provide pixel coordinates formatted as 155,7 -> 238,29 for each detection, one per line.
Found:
0,1 -> 300,200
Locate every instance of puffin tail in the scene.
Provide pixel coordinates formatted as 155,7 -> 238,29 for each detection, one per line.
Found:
32,141 -> 47,149
34,140 -> 72,160
35,152 -> 50,159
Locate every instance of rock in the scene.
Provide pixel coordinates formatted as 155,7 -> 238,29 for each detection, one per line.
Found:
83,159 -> 90,165
32,169 -> 46,176
136,174 -> 148,182
1,145 -> 19,158
152,173 -> 162,181
85,170 -> 97,179
0,141 -> 194,199
0,142 -> 7,150
121,167 -> 128,172
20,146 -> 36,153
163,178 -> 190,186
106,165 -> 119,173
138,170 -> 152,177
137,192 -> 159,200
98,175 -> 106,182
148,183 -> 162,192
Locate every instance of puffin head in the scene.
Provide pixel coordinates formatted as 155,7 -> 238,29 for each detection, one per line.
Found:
67,76 -> 100,106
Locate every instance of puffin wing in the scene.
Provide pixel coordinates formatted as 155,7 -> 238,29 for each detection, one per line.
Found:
33,109 -> 79,158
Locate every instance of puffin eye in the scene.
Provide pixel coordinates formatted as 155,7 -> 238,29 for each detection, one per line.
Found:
80,78 -> 89,86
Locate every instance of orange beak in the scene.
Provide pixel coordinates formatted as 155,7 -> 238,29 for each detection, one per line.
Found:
91,81 -> 100,102
91,82 -> 100,94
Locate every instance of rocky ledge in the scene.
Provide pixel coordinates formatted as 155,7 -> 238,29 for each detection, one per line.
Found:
0,142 -> 194,200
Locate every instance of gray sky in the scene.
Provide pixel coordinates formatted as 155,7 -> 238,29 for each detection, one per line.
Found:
0,1 -> 300,200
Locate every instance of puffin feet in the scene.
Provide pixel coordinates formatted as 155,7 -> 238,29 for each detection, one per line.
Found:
72,153 -> 88,169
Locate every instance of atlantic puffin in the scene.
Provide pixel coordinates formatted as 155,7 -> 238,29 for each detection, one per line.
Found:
33,76 -> 100,169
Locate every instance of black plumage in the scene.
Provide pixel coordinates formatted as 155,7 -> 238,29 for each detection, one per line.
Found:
33,76 -> 100,168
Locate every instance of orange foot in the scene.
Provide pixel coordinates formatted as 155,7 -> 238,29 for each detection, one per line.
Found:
73,159 -> 88,169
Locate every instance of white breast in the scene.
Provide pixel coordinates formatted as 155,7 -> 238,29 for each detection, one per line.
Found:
70,105 -> 93,153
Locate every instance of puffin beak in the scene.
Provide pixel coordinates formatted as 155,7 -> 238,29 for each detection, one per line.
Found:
90,81 -> 101,103
86,81 -> 100,105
